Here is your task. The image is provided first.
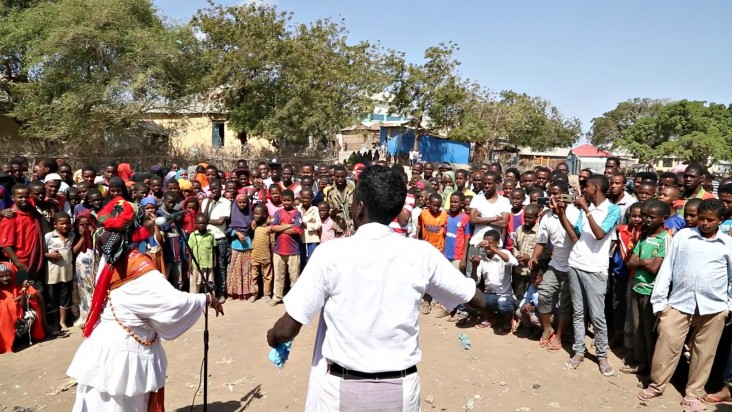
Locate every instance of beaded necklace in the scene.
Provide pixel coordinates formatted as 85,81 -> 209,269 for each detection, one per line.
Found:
107,290 -> 157,346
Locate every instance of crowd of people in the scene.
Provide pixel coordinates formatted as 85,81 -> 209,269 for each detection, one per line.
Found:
0,154 -> 731,410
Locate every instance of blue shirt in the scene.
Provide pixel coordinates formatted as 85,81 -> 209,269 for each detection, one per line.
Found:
651,227 -> 732,315
665,214 -> 686,235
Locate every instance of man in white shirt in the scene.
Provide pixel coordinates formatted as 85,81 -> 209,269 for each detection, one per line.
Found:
530,181 -> 578,351
200,179 -> 231,302
558,174 -> 620,376
267,165 -> 486,412
466,172 -> 511,276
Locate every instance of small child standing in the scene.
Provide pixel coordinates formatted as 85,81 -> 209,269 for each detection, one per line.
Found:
513,271 -> 543,334
250,204 -> 273,302
639,199 -> 732,409
158,191 -> 186,290
510,204 -> 543,300
470,230 -> 518,335
44,211 -> 75,333
417,193 -> 447,252
187,215 -> 215,294
443,191 -> 471,272
227,194 -> 254,300
317,201 -> 335,243
507,188 -> 526,247
270,189 -> 302,306
298,188 -> 321,268
611,202 -> 644,350
657,187 -> 685,234
623,200 -> 670,375
72,211 -> 96,328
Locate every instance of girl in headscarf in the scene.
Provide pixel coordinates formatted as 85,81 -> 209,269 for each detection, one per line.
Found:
138,196 -> 166,274
226,194 -> 254,301
72,211 -> 97,328
0,261 -> 45,352
180,196 -> 200,235
441,171 -> 458,206
163,171 -> 177,190
175,169 -> 188,181
67,196 -> 223,411
428,177 -> 440,193
105,177 -> 130,204
117,163 -> 133,183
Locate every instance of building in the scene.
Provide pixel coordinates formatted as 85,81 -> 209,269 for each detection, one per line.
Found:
517,146 -> 571,169
568,144 -> 614,174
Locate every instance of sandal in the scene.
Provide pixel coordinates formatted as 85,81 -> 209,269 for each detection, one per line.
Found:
681,397 -> 707,412
637,388 -> 662,402
539,332 -> 556,348
565,356 -> 583,370
599,363 -> 615,377
475,320 -> 492,329
420,302 -> 431,315
702,391 -> 732,404
620,365 -> 647,375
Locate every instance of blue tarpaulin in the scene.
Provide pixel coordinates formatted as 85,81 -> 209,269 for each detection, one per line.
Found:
383,127 -> 470,164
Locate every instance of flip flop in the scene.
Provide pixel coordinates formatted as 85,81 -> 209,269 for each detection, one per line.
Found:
681,397 -> 707,412
702,393 -> 732,405
539,332 -> 556,348
565,356 -> 583,370
475,320 -> 492,329
637,388 -> 662,402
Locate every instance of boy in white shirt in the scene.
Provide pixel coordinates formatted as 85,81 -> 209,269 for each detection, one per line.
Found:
470,230 -> 518,334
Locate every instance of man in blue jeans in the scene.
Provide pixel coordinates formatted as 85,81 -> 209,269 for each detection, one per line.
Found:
469,230 -> 518,334
558,174 -> 620,376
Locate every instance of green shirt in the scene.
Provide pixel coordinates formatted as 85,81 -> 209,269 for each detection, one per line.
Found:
632,230 -> 670,295
187,230 -> 216,269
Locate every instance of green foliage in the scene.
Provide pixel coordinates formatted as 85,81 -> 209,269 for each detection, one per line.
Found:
193,2 -> 389,145
613,99 -> 732,164
588,98 -> 666,149
0,0 -> 201,153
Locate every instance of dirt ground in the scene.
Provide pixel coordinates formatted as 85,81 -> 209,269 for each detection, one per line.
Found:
0,299 -> 729,412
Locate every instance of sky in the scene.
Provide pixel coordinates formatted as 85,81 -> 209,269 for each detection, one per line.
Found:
155,0 -> 732,135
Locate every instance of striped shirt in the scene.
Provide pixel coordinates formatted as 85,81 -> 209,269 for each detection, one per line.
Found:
651,227 -> 732,315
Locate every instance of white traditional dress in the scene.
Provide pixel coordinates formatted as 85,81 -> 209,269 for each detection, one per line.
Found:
67,263 -> 206,412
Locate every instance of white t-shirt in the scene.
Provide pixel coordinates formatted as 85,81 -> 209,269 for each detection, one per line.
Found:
568,199 -> 621,273
283,223 -> 476,373
468,194 -> 511,246
475,251 -> 517,295
201,197 -> 232,239
536,207 -> 579,273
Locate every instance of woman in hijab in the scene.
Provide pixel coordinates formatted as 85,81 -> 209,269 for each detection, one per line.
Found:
72,211 -> 97,329
441,171 -> 458,206
226,194 -> 254,301
117,163 -> 133,183
1,261 -> 45,353
67,197 -> 223,411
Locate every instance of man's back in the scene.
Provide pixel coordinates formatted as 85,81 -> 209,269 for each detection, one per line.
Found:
284,223 -> 474,373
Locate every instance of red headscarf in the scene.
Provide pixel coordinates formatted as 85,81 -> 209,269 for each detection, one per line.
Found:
180,196 -> 200,234
117,163 -> 133,182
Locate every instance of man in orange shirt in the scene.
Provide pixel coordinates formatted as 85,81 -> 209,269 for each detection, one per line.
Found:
417,193 -> 447,252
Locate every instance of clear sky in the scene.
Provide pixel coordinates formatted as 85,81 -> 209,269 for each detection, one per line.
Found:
155,0 -> 732,134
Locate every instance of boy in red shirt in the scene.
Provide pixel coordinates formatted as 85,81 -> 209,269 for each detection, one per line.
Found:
270,189 -> 302,306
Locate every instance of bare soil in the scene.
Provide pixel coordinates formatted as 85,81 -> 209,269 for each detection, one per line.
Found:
0,299 -> 725,412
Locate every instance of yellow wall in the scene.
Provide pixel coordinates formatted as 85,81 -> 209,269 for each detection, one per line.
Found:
143,113 -> 274,154
0,115 -> 20,141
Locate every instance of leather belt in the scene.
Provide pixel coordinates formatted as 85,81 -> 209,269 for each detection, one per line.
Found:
327,363 -> 418,380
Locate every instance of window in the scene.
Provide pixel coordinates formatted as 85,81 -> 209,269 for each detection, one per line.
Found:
662,158 -> 673,168
212,122 -> 225,148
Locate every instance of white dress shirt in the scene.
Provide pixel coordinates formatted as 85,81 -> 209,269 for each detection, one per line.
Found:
651,227 -> 732,315
283,223 -> 476,373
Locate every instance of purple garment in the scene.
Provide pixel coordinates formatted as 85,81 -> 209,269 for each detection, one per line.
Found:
228,200 -> 252,233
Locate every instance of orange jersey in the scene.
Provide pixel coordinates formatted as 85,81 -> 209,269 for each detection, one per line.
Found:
419,209 -> 447,252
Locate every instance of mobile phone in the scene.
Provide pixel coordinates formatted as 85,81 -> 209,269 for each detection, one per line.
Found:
560,194 -> 575,203
536,197 -> 551,206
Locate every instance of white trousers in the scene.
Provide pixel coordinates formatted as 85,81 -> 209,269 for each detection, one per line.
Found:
73,384 -> 149,412
317,372 -> 421,412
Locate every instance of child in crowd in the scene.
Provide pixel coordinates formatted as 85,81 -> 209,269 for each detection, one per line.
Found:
717,183 -> 732,235
250,203 -> 273,302
508,188 -> 525,240
511,204 -> 543,300
188,215 -> 215,294
158,191 -> 185,290
639,199 -> 732,410
683,198 -> 701,228
418,193 -> 447,252
636,182 -> 657,202
44,211 -> 75,334
470,230 -> 518,335
657,187 -> 685,234
444,191 -> 471,271
409,188 -> 427,239
317,201 -> 335,243
610,201 -> 643,348
270,189 -> 302,306
139,196 -> 165,273
266,184 -> 284,217
74,188 -> 103,219
622,200 -> 670,375
227,194 -> 254,300
65,187 -> 81,221
201,179 -> 231,302
130,183 -> 148,203
181,196 -> 200,235
298,188 -> 321,268
513,270 -> 543,334
72,211 -> 95,328
149,176 -> 164,204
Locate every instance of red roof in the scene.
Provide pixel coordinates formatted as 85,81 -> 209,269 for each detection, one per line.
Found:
572,144 -> 613,158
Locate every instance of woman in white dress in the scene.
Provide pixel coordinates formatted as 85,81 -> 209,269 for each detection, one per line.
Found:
67,197 -> 224,412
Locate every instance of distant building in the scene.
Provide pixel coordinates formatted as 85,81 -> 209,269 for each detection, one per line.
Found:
568,144 -> 614,174
517,146 -> 571,169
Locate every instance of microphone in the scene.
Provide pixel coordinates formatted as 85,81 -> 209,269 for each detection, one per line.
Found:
154,210 -> 186,226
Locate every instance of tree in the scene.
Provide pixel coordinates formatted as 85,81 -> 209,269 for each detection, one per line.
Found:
193,2 -> 389,146
588,98 -> 666,149
614,100 -> 732,165
0,0 -> 201,154
387,42 -> 466,148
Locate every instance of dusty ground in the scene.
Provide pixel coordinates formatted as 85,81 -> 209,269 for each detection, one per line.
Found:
0,299 -> 729,412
